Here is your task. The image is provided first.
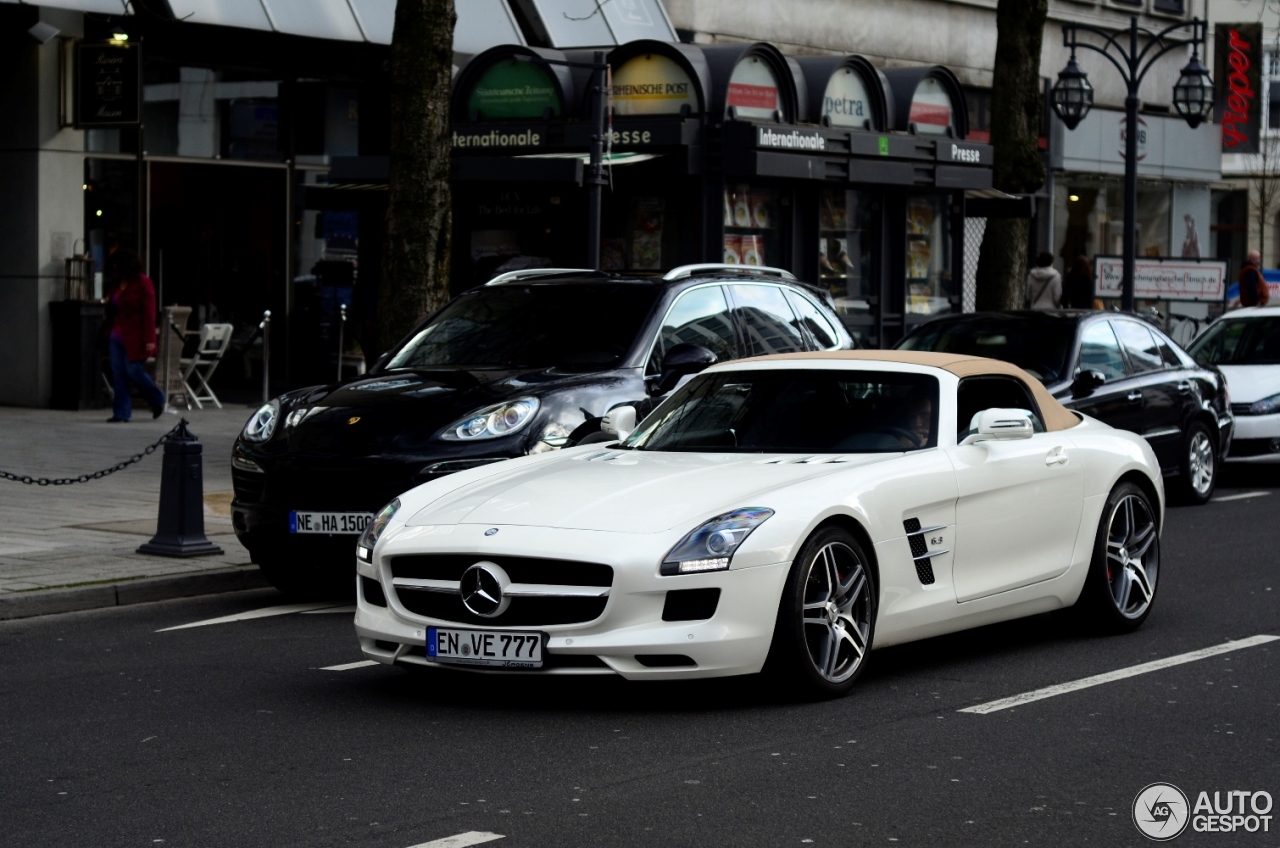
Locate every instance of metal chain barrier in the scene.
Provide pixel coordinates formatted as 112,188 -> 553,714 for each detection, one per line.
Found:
0,419 -> 188,486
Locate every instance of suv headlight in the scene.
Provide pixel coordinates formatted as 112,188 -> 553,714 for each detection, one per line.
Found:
661,507 -> 774,575
357,498 -> 400,563
1248,393 -> 1280,416
443,398 -> 540,441
241,399 -> 280,442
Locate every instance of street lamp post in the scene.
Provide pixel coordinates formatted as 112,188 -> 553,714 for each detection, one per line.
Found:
1051,17 -> 1214,312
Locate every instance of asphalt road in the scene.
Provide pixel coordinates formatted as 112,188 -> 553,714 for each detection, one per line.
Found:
2,467 -> 1277,848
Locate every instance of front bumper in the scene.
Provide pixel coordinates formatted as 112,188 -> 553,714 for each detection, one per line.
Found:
354,523 -> 792,680
1224,412 -> 1280,461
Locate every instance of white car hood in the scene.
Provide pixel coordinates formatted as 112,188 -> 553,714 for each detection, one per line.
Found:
406,449 -> 896,534
1217,365 -> 1280,404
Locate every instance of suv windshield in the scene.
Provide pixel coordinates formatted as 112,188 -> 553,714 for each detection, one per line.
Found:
1187,317 -> 1280,365
386,283 -> 660,371
898,318 -> 1075,383
622,369 -> 939,453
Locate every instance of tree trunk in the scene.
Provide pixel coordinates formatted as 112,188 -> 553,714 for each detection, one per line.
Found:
377,0 -> 456,357
974,0 -> 1049,312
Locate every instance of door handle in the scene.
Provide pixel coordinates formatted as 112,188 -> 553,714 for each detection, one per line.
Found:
1127,390 -> 1143,404
1045,446 -> 1069,466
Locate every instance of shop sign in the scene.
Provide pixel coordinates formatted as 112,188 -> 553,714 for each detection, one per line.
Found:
1215,23 -> 1262,153
76,42 -> 140,126
908,77 -> 953,136
452,128 -> 545,148
1118,116 -> 1148,161
465,60 -> 561,120
938,142 -> 988,164
1094,256 -> 1227,302
727,56 -> 779,121
756,126 -> 826,151
612,54 -> 698,116
821,67 -> 873,129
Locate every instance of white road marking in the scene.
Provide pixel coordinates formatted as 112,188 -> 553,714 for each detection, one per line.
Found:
156,603 -> 338,632
959,635 -> 1279,715
1212,490 -> 1271,503
301,605 -> 357,614
406,832 -> 504,848
320,660 -> 380,671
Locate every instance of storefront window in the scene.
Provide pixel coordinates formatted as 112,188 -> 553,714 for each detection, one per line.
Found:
818,187 -> 876,344
906,195 -> 953,316
724,184 -> 780,267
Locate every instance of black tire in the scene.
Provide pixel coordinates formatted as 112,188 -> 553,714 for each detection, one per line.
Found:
765,525 -> 877,699
1174,420 -> 1217,505
1072,481 -> 1160,633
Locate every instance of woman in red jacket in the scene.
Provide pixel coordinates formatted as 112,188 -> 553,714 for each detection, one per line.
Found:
105,250 -> 166,422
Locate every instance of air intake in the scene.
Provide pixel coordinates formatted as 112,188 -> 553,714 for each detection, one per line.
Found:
903,517 -> 943,585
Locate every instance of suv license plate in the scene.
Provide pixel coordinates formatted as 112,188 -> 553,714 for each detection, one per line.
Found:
289,511 -> 373,534
427,627 -> 545,669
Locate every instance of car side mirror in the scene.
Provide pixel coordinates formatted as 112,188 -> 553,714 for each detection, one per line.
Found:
960,408 -> 1035,445
600,405 -> 637,439
1072,368 -> 1107,398
652,343 -> 716,395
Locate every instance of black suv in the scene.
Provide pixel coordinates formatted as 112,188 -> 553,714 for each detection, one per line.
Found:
898,310 -> 1233,504
231,265 -> 853,593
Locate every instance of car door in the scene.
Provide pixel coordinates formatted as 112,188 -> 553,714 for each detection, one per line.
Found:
725,283 -> 808,357
1112,318 -> 1184,469
1066,319 -> 1146,434
946,375 -> 1084,602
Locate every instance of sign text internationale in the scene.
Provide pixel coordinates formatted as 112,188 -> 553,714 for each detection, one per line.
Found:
756,127 -> 826,151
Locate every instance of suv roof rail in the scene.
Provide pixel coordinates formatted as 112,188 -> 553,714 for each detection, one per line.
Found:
485,268 -> 595,286
662,263 -> 798,282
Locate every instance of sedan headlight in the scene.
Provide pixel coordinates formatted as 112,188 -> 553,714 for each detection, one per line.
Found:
241,399 -> 280,442
357,498 -> 400,562
1247,393 -> 1280,416
443,397 -> 540,441
661,507 -> 774,575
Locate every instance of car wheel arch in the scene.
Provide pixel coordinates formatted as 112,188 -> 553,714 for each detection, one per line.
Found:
799,513 -> 882,600
1115,469 -> 1163,532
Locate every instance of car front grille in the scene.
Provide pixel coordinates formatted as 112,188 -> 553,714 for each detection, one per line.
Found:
387,554 -> 614,626
1229,437 -> 1280,457
232,468 -> 266,503
1231,403 -> 1255,416
265,461 -> 415,511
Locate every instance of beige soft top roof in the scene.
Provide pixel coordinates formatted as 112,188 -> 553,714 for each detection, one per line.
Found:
733,350 -> 1081,432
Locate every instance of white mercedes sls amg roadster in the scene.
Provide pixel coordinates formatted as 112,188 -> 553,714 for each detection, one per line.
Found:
353,352 -> 1165,697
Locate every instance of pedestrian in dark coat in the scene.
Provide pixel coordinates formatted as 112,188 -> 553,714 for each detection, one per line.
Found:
1062,252 -> 1095,309
105,250 -> 165,422
1238,250 -> 1271,308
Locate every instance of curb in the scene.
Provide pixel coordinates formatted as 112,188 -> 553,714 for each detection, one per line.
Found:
0,567 -> 270,621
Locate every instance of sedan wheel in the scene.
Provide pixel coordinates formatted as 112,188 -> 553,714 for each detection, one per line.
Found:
768,527 -> 876,697
1176,422 -> 1217,505
1074,481 -> 1160,632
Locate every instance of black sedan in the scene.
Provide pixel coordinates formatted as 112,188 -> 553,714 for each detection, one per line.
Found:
231,265 -> 853,594
898,310 -> 1233,504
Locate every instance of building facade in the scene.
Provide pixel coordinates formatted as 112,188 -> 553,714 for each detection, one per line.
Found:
0,0 -> 1214,407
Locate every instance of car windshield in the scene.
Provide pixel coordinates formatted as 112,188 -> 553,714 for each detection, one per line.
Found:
621,369 -> 939,453
385,283 -> 660,371
1187,317 -> 1280,365
898,318 -> 1075,383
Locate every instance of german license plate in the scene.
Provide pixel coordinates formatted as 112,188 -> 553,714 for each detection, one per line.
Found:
288,511 -> 373,535
426,627 -> 545,669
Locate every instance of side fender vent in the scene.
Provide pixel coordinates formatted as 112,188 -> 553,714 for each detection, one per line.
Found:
903,517 -> 939,586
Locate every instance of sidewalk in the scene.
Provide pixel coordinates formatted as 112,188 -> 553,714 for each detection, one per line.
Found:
0,404 -> 268,617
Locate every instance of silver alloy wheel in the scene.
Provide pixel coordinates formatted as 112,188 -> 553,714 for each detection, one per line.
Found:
801,541 -> 872,683
1187,430 -> 1215,495
1105,494 -> 1159,619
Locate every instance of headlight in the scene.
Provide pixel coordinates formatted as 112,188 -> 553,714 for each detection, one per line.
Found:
443,397 -> 540,441
241,399 -> 280,442
357,498 -> 400,562
1248,393 -> 1280,415
661,507 -> 774,575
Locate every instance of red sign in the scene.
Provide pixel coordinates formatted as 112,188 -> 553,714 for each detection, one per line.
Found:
1215,23 -> 1262,153
727,83 -> 777,110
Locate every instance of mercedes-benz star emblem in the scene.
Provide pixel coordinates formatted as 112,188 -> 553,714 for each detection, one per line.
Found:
459,561 -> 511,618
484,528 -> 499,536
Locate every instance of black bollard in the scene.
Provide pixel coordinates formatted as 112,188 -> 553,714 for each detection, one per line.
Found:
137,420 -> 225,558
